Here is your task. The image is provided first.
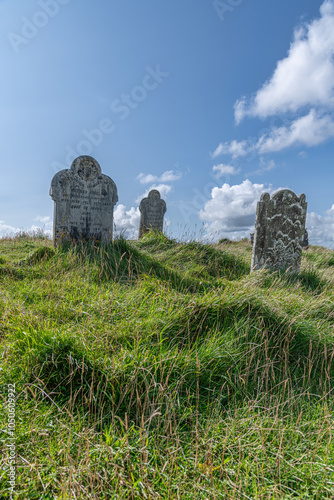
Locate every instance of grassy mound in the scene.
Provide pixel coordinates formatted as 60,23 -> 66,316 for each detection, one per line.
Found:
0,234 -> 334,499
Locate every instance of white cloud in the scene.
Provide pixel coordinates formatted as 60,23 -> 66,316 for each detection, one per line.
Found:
212,139 -> 250,159
236,1 -> 334,122
214,110 -> 334,157
0,217 -> 52,238
136,183 -> 172,203
137,170 -> 182,184
199,180 -> 273,240
32,216 -> 53,237
213,1 -> 334,159
0,221 -> 20,237
136,170 -> 180,206
307,206 -> 334,247
212,164 -> 241,176
35,216 -> 52,225
30,226 -> 52,238
257,110 -> 334,153
114,204 -> 140,239
234,98 -> 247,126
137,174 -> 156,184
199,178 -> 334,247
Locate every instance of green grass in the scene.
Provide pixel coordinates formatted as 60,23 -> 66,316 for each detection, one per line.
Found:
0,232 -> 334,499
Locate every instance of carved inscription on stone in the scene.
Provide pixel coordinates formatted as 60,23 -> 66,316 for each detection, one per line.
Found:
50,156 -> 118,246
138,190 -> 167,239
251,190 -> 307,272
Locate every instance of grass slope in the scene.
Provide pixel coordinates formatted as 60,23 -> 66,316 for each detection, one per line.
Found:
0,233 -> 334,499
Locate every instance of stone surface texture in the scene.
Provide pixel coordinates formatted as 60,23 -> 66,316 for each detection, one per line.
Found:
50,156 -> 118,246
251,189 -> 307,272
302,228 -> 309,250
139,190 -> 167,239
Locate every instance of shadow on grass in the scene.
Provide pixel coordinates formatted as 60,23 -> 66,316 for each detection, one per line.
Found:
12,289 -> 334,429
298,269 -> 328,293
19,246 -> 55,266
259,267 -> 329,295
281,268 -> 328,294
20,235 -> 250,291
0,266 -> 25,280
59,238 -> 216,294
137,236 -> 251,282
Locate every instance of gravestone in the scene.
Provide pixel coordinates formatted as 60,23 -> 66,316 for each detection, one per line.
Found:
50,156 -> 118,246
251,189 -> 307,272
302,228 -> 309,250
138,190 -> 167,239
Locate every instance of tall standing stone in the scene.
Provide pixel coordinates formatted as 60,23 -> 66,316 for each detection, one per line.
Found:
251,190 -> 307,272
50,156 -> 118,246
138,190 -> 167,239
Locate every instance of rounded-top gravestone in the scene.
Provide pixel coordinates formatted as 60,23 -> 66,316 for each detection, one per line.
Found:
138,189 -> 167,239
251,189 -> 307,272
50,156 -> 118,246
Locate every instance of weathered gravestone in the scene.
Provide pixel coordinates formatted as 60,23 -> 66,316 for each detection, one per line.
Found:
251,189 -> 307,272
138,189 -> 167,239
50,156 -> 118,246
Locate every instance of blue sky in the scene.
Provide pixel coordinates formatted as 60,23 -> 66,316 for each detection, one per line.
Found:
0,0 -> 333,245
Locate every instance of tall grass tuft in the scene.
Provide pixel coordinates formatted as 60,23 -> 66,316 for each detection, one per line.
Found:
0,236 -> 334,499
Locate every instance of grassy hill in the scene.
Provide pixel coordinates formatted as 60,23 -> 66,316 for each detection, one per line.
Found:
1,233 -> 334,499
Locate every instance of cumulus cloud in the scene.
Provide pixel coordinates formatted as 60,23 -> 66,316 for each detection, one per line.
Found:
114,201 -> 170,239
31,226 -> 52,237
114,204 -> 140,239
257,110 -> 334,153
137,170 -> 182,184
199,180 -> 273,240
212,139 -> 250,159
307,206 -> 334,247
214,110 -> 334,158
136,184 -> 172,203
214,1 -> 334,158
236,0 -> 334,122
32,216 -> 53,237
0,221 -> 20,237
136,169 -> 180,207
199,178 -> 334,247
35,216 -> 52,225
0,216 -> 53,238
212,164 -> 241,176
